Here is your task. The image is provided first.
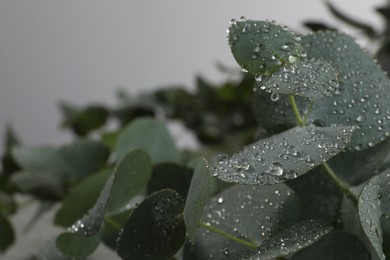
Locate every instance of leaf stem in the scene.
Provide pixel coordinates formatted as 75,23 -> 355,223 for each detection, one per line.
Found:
104,215 -> 122,230
321,162 -> 358,203
200,221 -> 258,249
289,95 -> 304,127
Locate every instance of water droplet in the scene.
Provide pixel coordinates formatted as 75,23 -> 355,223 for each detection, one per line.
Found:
217,197 -> 224,204
267,162 -> 284,176
270,93 -> 280,101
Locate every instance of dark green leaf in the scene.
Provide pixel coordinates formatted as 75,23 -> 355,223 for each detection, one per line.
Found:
184,184 -> 301,259
257,58 -> 339,100
0,213 -> 14,252
292,231 -> 370,260
249,219 -> 332,260
55,169 -> 110,227
0,191 -> 16,215
228,19 -> 303,76
114,117 -> 180,164
56,231 -> 102,258
4,125 -> 20,153
184,159 -> 211,241
107,150 -> 152,215
147,163 -> 193,199
303,21 -> 336,32
303,31 -> 390,150
102,209 -> 133,250
212,125 -> 355,185
116,189 -> 185,260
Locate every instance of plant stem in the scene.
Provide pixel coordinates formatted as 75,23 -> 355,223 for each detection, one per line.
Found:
289,95 -> 304,127
289,95 -> 358,203
322,162 -> 358,203
104,215 -> 122,230
200,221 -> 258,249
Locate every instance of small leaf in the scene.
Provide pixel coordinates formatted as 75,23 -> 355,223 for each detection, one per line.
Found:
228,19 -> 303,76
358,176 -> 385,260
56,232 -> 102,258
55,169 -> 110,227
114,117 -> 180,163
116,189 -> 185,260
0,214 -> 14,252
249,219 -> 332,260
183,184 -> 301,259
184,159 -> 211,241
303,31 -> 390,150
257,58 -> 339,100
106,150 -> 152,215
212,125 -> 355,185
292,231 -> 370,260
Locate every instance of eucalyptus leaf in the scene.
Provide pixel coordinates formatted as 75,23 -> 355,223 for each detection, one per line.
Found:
303,31 -> 390,150
56,231 -> 102,258
212,125 -> 355,185
116,189 -> 185,260
228,19 -> 303,76
257,58 -> 339,100
0,213 -> 14,252
55,169 -> 110,227
248,219 -> 332,260
184,158 -> 211,241
183,184 -> 301,260
114,117 -> 180,163
292,231 -> 370,260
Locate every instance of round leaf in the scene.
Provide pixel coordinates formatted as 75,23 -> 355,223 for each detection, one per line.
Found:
56,232 -> 101,258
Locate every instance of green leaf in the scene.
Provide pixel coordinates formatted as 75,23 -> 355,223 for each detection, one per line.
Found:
55,169 -> 110,227
4,125 -> 20,153
116,189 -> 185,260
358,176 -> 385,260
0,191 -> 16,215
147,163 -> 193,199
0,213 -> 14,252
257,58 -> 339,100
228,19 -> 303,76
102,209 -> 132,250
212,125 -> 355,185
183,184 -> 301,259
114,117 -> 180,164
106,150 -> 152,215
184,159 -> 211,241
303,21 -> 336,32
292,231 -> 370,260
56,231 -> 102,258
34,240 -> 71,260
249,219 -> 332,260
302,31 -> 390,150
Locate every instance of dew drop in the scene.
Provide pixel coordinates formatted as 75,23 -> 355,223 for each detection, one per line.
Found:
270,93 -> 280,101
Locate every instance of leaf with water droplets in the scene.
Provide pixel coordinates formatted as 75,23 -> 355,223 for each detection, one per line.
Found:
247,219 -> 332,260
292,231 -> 370,260
114,117 -> 181,163
357,176 -> 386,260
212,125 -> 355,185
184,159 -> 211,241
303,31 -> 390,150
228,19 -> 303,76
116,189 -> 186,260
183,184 -> 301,260
257,58 -> 339,100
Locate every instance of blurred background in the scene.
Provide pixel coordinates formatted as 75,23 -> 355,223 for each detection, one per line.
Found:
0,0 -> 385,153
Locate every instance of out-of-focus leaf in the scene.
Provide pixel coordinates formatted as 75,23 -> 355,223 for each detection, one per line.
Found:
0,213 -> 14,252
0,191 -> 16,215
106,150 -> 152,215
212,125 -> 355,185
147,163 -> 193,199
55,169 -> 110,227
303,21 -> 336,32
34,239 -> 71,260
184,159 -> 211,241
116,189 -> 186,260
114,117 -> 180,164
326,1 -> 376,37
56,231 -> 102,258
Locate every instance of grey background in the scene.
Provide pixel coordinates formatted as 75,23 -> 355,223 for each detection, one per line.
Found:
0,1 -> 385,259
